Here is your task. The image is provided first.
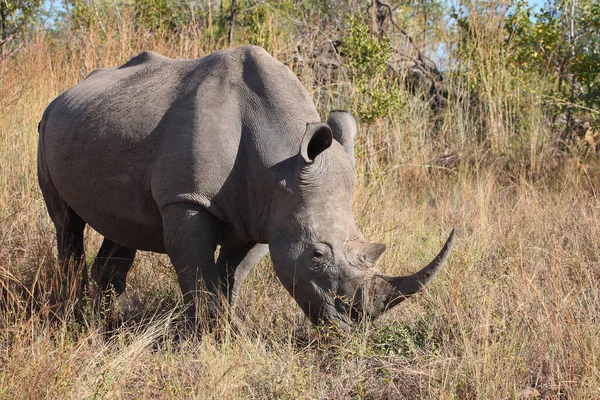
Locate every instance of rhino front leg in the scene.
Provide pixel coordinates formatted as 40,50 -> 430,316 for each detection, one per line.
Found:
162,204 -> 222,326
216,243 -> 269,307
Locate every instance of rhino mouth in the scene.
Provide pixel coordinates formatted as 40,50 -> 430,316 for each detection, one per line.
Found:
300,288 -> 364,329
299,284 -> 357,329
304,299 -> 365,331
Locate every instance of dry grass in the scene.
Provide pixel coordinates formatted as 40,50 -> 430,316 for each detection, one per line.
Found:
1,10 -> 599,399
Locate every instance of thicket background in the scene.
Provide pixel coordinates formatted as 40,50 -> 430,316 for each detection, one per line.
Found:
1,0 -> 599,398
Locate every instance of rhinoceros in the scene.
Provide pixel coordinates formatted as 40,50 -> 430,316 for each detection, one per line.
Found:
38,46 -> 454,328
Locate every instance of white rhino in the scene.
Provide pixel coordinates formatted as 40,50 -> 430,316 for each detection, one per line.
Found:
38,46 -> 454,328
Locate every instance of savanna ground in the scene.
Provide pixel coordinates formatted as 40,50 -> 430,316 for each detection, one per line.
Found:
1,1 -> 599,398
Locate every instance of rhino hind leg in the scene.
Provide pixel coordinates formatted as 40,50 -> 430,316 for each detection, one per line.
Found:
216,243 -> 269,307
91,238 -> 136,296
39,153 -> 88,300
55,207 -> 88,298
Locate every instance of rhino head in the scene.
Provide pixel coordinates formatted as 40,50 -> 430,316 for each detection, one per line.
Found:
268,111 -> 455,329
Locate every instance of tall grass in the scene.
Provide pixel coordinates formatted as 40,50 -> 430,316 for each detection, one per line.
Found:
1,5 -> 599,399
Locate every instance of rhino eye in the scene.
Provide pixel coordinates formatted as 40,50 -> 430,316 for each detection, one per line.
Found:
313,250 -> 324,259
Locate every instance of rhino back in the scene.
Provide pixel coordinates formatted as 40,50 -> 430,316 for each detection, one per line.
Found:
40,46 -> 320,250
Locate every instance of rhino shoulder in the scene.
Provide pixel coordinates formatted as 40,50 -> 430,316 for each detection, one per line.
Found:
233,45 -> 270,58
231,45 -> 279,68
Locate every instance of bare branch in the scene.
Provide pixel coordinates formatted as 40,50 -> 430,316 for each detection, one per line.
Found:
375,0 -> 399,30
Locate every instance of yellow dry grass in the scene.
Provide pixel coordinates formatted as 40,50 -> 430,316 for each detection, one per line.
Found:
1,15 -> 599,399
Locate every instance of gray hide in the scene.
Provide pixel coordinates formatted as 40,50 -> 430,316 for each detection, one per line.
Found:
38,46 -> 454,328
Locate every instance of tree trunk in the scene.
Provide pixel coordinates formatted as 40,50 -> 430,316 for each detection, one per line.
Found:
228,0 -> 237,46
0,1 -> 7,42
565,0 -> 576,143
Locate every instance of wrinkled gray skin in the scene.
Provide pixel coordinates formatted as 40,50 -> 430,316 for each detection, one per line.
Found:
38,46 -> 454,329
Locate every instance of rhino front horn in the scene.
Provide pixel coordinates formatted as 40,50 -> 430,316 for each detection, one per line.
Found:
367,229 -> 455,315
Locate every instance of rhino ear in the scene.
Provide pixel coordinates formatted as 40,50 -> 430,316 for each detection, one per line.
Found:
300,122 -> 333,163
327,111 -> 358,159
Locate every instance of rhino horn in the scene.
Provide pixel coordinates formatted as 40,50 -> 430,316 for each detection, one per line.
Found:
365,229 -> 455,315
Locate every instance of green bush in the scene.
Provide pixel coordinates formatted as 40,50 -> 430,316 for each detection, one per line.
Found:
343,17 -> 406,124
